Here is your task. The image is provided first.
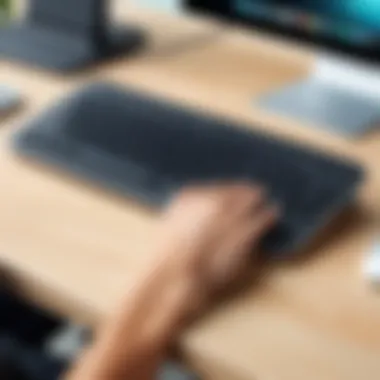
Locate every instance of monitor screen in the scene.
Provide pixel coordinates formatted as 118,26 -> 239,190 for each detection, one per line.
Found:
187,0 -> 380,62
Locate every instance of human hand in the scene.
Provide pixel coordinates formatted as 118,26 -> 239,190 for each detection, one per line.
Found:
66,184 -> 279,380
147,183 -> 279,321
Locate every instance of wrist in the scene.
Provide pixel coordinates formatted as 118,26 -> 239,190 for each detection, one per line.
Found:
123,263 -> 199,346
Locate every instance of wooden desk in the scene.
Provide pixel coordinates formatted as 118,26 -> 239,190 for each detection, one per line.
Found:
1,6 -> 380,380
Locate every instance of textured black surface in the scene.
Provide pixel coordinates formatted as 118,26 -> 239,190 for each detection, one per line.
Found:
14,83 -> 364,256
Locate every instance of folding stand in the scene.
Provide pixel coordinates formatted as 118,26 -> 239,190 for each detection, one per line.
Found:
0,0 -> 145,72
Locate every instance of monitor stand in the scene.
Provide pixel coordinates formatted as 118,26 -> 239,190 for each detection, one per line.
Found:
257,54 -> 380,137
0,0 -> 145,72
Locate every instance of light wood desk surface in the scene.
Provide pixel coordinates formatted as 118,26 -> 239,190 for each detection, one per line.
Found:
1,6 -> 380,380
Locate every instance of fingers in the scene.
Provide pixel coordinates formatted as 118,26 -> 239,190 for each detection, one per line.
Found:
247,203 -> 280,239
223,184 -> 265,218
180,182 -> 265,214
230,203 -> 279,259
163,182 -> 279,288
153,181 -> 281,321
209,203 -> 279,288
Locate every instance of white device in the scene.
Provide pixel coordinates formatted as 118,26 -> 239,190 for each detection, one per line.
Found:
260,54 -> 380,137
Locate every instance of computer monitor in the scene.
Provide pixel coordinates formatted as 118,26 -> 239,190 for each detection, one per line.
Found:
186,0 -> 380,137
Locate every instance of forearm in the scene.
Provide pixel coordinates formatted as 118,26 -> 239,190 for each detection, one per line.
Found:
64,184 -> 272,380
65,266 -> 191,380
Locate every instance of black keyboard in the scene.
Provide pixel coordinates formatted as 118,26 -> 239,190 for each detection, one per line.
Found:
14,83 -> 364,256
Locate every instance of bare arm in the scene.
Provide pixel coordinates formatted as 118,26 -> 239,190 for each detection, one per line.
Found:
65,184 -> 278,380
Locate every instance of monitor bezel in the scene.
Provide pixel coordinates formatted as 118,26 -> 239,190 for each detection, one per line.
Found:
186,0 -> 380,64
